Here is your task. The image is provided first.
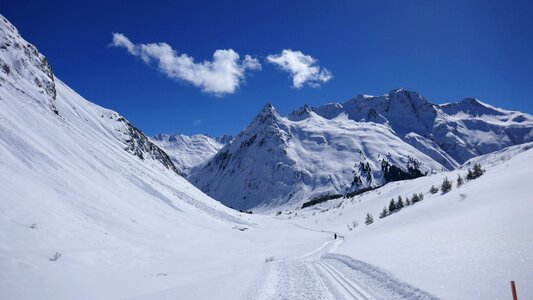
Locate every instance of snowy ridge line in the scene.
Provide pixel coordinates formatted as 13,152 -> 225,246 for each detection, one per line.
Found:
323,254 -> 439,300
460,141 -> 533,169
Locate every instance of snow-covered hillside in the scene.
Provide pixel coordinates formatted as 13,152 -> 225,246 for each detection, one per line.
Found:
191,104 -> 446,211
191,89 -> 533,211
285,144 -> 533,300
151,133 -> 232,176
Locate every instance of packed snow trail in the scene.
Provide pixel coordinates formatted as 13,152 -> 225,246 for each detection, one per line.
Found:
244,226 -> 437,300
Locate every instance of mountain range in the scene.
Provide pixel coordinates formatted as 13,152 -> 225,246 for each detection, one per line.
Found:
188,89 -> 533,210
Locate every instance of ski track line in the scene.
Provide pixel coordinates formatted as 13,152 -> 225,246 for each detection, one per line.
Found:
247,224 -> 437,299
317,261 -> 375,300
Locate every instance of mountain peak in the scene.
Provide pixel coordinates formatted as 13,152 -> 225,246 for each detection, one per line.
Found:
460,97 -> 483,106
261,102 -> 276,113
254,102 -> 281,123
387,88 -> 428,105
288,104 -> 314,121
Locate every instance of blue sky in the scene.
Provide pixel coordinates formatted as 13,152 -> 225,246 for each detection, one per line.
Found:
3,0 -> 533,136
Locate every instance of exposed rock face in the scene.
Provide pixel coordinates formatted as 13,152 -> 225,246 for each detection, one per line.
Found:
119,117 -> 181,175
0,15 -> 57,114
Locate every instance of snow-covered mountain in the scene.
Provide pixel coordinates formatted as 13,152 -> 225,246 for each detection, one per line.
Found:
308,89 -> 533,167
191,90 -> 533,211
151,133 -> 232,176
191,103 -> 446,211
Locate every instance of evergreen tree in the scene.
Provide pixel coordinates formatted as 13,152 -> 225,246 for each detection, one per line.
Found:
457,174 -> 464,187
365,213 -> 374,225
419,192 -> 424,201
405,197 -> 411,206
389,199 -> 397,213
397,197 -> 404,210
429,185 -> 439,194
466,169 -> 474,181
441,177 -> 452,194
411,192 -> 420,204
379,207 -> 388,219
473,163 -> 484,178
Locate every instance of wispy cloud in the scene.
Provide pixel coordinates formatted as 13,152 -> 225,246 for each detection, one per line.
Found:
193,119 -> 202,127
266,49 -> 332,88
111,33 -> 261,95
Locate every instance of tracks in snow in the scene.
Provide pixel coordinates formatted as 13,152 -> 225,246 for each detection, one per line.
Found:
316,261 -> 375,300
245,225 -> 438,300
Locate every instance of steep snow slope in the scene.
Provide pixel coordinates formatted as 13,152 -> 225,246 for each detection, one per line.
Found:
286,145 -> 533,300
151,133 -> 232,176
308,89 -> 533,166
191,104 -> 445,211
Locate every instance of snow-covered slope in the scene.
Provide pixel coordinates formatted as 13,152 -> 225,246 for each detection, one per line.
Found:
309,89 -> 533,167
287,144 -> 533,300
151,133 -> 232,176
191,104 -> 446,211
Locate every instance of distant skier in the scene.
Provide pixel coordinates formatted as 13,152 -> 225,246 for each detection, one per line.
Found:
334,233 -> 337,239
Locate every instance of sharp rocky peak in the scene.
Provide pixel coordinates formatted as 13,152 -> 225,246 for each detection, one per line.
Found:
253,103 -> 283,124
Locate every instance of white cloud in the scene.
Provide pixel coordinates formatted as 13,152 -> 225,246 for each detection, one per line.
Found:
111,33 -> 261,95
266,49 -> 332,88
193,119 -> 202,127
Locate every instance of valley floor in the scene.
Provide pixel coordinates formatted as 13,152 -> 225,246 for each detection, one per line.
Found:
1,217 -> 436,300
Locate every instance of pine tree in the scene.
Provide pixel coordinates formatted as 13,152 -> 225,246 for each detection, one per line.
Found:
429,185 -> 439,194
441,177 -> 452,194
379,207 -> 388,219
473,163 -> 484,178
365,213 -> 374,225
397,197 -> 404,210
389,199 -> 397,213
457,174 -> 464,187
411,192 -> 420,204
466,169 -> 474,181
419,192 -> 424,201
405,197 -> 411,206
